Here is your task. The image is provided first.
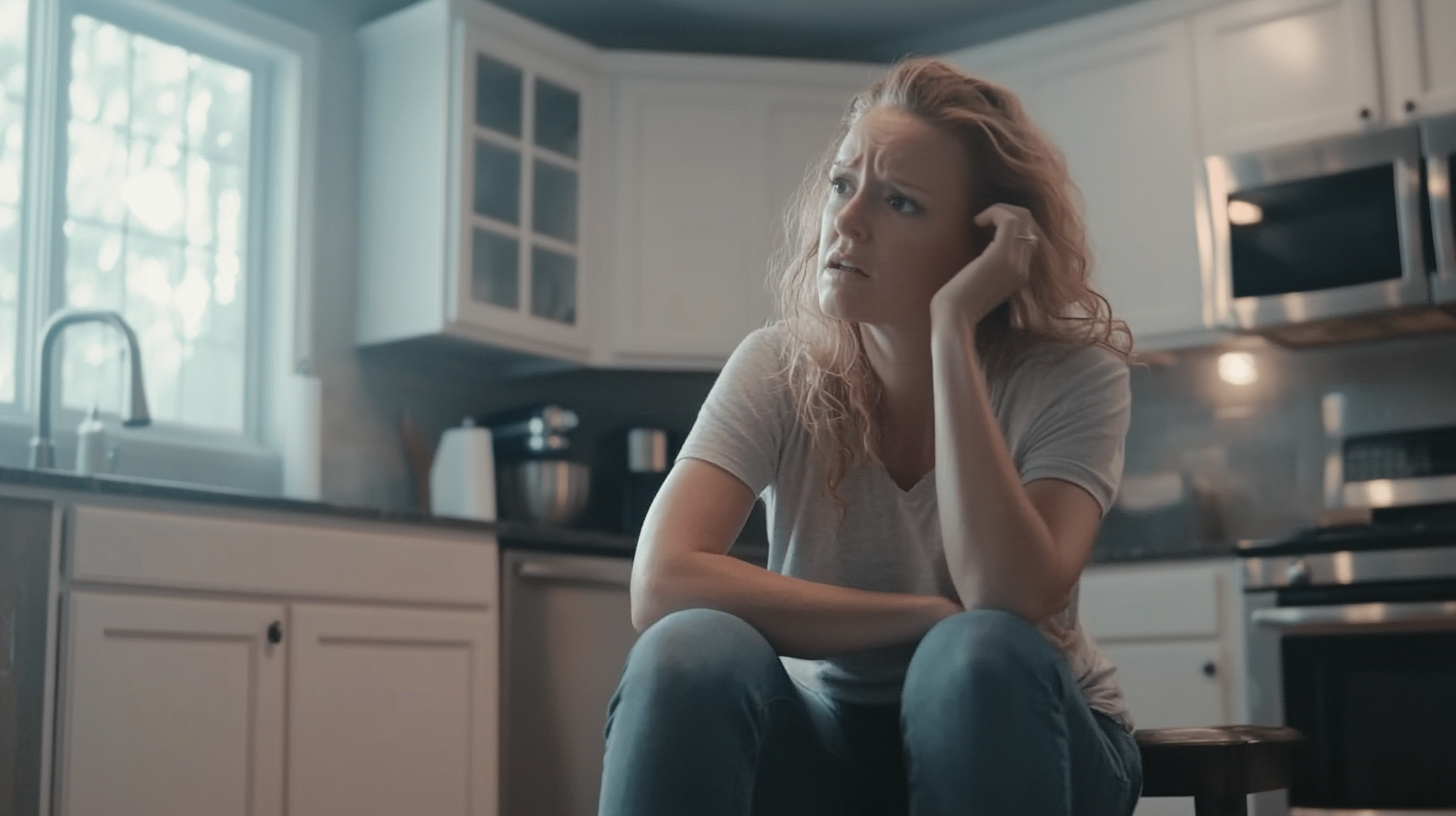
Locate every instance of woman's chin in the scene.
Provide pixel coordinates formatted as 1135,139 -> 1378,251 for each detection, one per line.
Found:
818,280 -> 875,323
817,294 -> 864,323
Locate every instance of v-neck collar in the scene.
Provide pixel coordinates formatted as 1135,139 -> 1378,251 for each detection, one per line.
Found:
882,464 -> 935,499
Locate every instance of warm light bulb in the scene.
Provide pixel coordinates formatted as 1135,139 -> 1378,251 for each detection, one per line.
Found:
1218,351 -> 1259,385
1227,200 -> 1264,226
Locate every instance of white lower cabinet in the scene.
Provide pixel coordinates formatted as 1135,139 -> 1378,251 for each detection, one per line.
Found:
54,504 -> 501,816
1080,558 -> 1247,816
288,604 -> 498,816
58,592 -> 287,816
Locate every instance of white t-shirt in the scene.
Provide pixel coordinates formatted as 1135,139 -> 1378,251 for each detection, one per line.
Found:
677,325 -> 1134,732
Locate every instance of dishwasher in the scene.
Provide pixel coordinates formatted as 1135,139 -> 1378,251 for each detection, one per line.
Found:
500,549 -> 639,816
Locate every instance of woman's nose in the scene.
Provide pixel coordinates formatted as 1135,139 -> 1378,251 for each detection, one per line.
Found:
833,191 -> 869,240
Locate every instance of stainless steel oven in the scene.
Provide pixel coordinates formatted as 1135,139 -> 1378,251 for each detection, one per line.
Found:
1241,424 -> 1456,815
1206,125 -> 1456,346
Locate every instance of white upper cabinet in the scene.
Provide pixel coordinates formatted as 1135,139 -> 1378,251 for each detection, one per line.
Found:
598,56 -> 869,369
1192,0 -> 1381,153
357,0 -> 601,361
1378,0 -> 1456,123
951,20 -> 1216,348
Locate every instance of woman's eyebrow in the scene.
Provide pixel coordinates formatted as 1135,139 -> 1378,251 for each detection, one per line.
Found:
882,175 -> 935,197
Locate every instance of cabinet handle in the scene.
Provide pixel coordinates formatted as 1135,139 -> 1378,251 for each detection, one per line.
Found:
516,559 -> 632,588
1201,661 -> 1217,678
1405,99 -> 1417,113
1359,107 -> 1372,120
267,621 -> 283,644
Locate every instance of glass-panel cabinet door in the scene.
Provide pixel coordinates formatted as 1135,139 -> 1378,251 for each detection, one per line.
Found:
528,75 -> 580,326
463,42 -> 584,337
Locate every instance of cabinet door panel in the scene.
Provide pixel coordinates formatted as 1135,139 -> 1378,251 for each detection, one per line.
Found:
1101,640 -> 1227,728
1193,0 -> 1380,152
993,22 -> 1209,341
287,605 -> 497,816
622,93 -> 758,354
1380,0 -> 1456,122
58,592 -> 285,816
1081,562 -> 1221,641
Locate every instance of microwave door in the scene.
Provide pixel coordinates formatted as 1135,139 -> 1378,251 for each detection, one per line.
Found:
1208,127 -> 1431,330
1424,114 -> 1456,305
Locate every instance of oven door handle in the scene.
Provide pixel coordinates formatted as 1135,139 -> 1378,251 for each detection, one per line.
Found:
1252,600 -> 1456,630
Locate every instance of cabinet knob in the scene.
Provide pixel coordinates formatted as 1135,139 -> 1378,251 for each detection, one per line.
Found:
1202,660 -> 1217,678
1359,107 -> 1372,120
267,621 -> 283,644
1405,99 -> 1417,113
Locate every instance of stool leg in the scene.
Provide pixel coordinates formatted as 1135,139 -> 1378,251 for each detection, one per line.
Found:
1193,793 -> 1247,816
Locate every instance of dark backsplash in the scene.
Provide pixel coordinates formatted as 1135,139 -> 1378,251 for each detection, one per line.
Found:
1096,329 -> 1456,560
360,329 -> 1456,556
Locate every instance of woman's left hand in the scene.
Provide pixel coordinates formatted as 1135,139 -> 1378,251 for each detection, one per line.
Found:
930,203 -> 1040,329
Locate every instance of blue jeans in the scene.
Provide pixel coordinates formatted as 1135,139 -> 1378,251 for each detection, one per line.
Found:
600,608 -> 1142,816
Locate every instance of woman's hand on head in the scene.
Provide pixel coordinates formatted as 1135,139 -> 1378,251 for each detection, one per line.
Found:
930,203 -> 1040,331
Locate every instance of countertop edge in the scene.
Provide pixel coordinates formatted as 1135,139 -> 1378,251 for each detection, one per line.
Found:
0,465 -> 642,554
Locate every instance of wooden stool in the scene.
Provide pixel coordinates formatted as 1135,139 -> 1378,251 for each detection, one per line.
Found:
1135,726 -> 1303,816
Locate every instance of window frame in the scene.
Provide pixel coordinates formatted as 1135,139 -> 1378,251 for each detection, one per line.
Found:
0,0 -> 319,496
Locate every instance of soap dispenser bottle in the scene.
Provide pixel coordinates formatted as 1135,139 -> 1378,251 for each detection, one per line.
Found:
75,405 -> 107,475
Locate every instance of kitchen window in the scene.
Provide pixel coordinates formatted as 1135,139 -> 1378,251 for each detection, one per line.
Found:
0,0 -> 317,493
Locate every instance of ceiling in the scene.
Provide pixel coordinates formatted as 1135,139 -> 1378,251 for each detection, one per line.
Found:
337,0 -> 1145,62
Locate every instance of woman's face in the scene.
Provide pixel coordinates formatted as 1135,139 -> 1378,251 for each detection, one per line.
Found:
817,105 -> 981,327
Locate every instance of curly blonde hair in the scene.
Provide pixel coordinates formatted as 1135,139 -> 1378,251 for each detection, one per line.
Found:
771,57 -> 1132,495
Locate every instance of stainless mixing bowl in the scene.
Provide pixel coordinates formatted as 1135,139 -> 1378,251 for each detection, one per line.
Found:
498,459 -> 590,526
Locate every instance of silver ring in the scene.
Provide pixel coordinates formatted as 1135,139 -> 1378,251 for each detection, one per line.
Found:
1016,233 -> 1039,246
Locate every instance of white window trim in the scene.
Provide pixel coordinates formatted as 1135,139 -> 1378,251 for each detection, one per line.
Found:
0,0 -> 321,498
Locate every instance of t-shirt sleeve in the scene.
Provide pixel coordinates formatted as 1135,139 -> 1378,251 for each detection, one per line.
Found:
675,327 -> 789,496
1008,345 -> 1131,515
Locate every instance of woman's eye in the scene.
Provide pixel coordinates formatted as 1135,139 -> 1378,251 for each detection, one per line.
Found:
829,177 -> 849,195
888,194 -> 918,213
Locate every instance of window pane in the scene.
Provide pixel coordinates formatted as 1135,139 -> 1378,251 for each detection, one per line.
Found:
530,246 -> 575,325
188,55 -> 249,165
471,227 -> 518,310
0,0 -> 25,404
475,55 -> 521,138
532,160 -> 576,243
62,16 -> 251,434
534,78 -> 578,158
473,139 -> 519,224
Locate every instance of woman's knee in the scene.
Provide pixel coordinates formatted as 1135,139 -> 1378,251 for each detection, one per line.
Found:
906,609 -> 1062,693
622,608 -> 779,694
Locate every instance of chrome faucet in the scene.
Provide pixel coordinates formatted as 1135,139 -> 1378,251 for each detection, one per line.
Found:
29,309 -> 151,469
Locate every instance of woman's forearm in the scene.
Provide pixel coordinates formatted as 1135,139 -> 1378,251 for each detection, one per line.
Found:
633,549 -> 959,659
929,319 -> 1070,622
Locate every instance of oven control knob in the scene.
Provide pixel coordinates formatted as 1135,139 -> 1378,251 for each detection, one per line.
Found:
1286,558 -> 1312,586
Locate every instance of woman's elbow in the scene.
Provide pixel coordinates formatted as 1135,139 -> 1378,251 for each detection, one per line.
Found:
629,567 -> 676,632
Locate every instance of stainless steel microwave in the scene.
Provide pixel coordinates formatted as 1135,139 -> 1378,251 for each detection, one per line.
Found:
1205,118 -> 1456,345
1427,114 -> 1456,305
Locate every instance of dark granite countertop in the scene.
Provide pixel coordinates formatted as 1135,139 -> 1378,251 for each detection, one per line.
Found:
0,465 -> 639,558
0,466 -> 1232,566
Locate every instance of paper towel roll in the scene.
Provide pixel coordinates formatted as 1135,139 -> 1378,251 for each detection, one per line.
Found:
430,420 -> 497,521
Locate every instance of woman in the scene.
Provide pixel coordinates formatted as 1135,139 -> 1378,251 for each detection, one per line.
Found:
600,57 -> 1139,816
